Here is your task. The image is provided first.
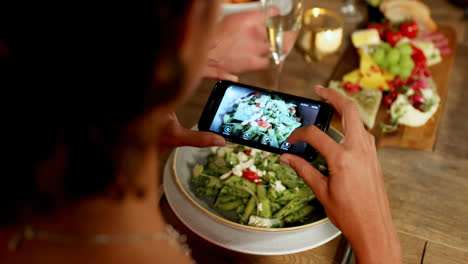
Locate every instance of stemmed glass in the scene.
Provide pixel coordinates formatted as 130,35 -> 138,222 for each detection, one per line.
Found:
263,0 -> 304,90
340,0 -> 363,22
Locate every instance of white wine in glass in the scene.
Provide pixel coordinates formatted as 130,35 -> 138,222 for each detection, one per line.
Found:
263,0 -> 304,89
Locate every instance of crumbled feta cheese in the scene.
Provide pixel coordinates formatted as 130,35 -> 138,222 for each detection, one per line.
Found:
247,165 -> 265,177
250,149 -> 261,157
248,215 -> 282,228
232,159 -> 254,177
273,181 -> 286,193
258,203 -> 263,212
264,160 -> 268,167
237,152 -> 249,162
294,187 -> 299,192
232,166 -> 243,177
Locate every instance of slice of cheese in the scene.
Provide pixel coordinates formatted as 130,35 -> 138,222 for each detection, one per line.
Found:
329,81 -> 382,129
352,29 -> 382,48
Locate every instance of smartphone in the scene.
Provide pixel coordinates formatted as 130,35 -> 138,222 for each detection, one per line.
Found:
198,81 -> 334,161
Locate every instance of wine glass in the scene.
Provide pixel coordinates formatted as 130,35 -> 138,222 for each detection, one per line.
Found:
263,0 -> 304,90
340,0 -> 363,22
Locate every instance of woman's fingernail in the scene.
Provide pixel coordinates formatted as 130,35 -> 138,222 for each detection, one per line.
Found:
214,138 -> 226,146
279,156 -> 290,166
227,74 -> 239,82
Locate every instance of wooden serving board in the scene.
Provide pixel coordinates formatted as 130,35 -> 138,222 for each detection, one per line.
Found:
328,25 -> 457,151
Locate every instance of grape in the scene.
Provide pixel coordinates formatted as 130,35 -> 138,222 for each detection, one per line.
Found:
398,44 -> 413,56
380,42 -> 392,51
390,64 -> 401,75
399,67 -> 412,79
400,56 -> 415,71
372,49 -> 386,65
387,49 -> 401,65
381,59 -> 390,70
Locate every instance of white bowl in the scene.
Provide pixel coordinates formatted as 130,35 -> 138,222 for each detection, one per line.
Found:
163,127 -> 343,254
222,1 -> 263,18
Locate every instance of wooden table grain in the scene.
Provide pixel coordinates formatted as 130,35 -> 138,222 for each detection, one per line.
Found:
160,1 -> 468,263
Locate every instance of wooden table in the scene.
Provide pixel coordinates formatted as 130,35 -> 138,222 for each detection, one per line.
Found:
160,0 -> 468,263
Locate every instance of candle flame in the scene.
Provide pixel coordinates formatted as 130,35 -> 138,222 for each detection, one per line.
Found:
312,8 -> 320,17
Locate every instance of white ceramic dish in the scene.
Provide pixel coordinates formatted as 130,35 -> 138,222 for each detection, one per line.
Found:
222,1 -> 263,18
163,127 -> 343,255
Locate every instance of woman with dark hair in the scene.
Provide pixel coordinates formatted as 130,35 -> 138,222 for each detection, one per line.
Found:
0,1 -> 402,263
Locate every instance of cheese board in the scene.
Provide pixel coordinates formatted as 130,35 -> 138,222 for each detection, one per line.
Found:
328,25 -> 457,150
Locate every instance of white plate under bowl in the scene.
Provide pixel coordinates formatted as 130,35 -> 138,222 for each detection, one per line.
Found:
163,127 -> 343,255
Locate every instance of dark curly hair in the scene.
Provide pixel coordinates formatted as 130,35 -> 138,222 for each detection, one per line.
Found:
0,1 -> 207,225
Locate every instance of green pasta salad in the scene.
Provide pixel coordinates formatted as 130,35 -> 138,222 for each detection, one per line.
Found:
220,92 -> 302,148
191,144 -> 328,228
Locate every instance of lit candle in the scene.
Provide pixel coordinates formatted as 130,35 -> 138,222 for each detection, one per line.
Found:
296,8 -> 343,61
315,28 -> 343,54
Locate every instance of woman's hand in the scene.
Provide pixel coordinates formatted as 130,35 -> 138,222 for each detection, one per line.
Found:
158,112 -> 226,152
280,86 -> 402,264
203,9 -> 274,81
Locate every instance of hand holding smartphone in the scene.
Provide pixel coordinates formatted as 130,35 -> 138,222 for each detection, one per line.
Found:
198,81 -> 333,161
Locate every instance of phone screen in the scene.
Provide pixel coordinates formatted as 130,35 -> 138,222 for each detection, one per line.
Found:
206,83 -> 325,155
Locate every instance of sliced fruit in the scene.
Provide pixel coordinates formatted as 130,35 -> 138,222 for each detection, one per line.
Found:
382,70 -> 395,81
359,52 -> 390,90
343,69 -> 361,84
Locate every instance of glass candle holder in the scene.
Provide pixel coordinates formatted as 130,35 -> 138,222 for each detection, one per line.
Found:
296,8 -> 344,61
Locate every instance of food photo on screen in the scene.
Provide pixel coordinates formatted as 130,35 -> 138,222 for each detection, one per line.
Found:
209,85 -> 320,153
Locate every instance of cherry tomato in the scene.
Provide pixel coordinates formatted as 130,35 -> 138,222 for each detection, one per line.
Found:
384,29 -> 403,47
254,92 -> 260,97
256,103 -> 260,107
289,107 -> 295,113
242,170 -> 259,182
244,150 -> 251,156
258,120 -> 269,127
400,20 -> 418,39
